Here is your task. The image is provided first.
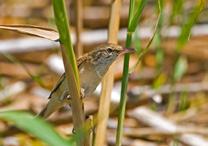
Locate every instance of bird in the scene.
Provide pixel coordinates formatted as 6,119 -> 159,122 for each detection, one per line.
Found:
38,43 -> 134,118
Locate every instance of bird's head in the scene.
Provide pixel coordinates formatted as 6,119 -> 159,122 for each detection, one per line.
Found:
89,43 -> 135,66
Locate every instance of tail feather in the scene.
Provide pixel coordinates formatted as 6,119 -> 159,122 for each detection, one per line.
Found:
37,98 -> 64,118
38,106 -> 49,118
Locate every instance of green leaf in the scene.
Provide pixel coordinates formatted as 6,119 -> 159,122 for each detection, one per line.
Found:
52,0 -> 80,88
129,0 -> 162,73
0,111 -> 73,146
116,0 -> 148,145
155,0 -> 164,70
129,0 -> 147,32
176,0 -> 204,51
52,0 -> 86,145
178,91 -> 189,111
169,0 -> 183,24
173,56 -> 187,81
133,28 -> 142,53
153,73 -> 167,89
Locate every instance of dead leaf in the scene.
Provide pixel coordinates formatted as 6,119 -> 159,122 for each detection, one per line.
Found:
0,25 -> 59,41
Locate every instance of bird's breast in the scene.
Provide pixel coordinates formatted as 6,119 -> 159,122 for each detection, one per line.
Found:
79,62 -> 103,96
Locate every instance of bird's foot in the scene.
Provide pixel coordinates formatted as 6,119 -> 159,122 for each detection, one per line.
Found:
71,116 -> 95,136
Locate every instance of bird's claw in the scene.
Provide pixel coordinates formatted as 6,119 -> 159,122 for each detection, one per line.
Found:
71,116 -> 95,136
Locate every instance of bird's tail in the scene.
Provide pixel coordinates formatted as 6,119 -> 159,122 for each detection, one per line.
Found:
38,106 -> 49,118
37,98 -> 63,119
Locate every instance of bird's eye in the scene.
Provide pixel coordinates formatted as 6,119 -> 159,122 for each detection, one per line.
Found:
107,48 -> 113,53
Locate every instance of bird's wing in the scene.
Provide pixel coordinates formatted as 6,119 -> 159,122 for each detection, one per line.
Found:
48,56 -> 88,99
77,55 -> 88,67
48,73 -> 65,99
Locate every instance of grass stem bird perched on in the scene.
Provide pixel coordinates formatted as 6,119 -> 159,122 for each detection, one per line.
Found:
38,43 -> 135,118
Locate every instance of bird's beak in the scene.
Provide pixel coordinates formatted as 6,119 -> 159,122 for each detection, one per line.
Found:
120,47 -> 135,55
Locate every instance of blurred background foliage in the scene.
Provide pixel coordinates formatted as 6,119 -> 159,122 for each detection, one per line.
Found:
0,0 -> 208,146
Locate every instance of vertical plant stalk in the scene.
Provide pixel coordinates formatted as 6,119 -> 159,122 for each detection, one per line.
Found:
75,0 -> 83,57
116,4 -> 133,146
115,34 -> 131,146
116,0 -> 147,145
168,0 -> 204,114
52,0 -> 87,146
94,0 -> 121,146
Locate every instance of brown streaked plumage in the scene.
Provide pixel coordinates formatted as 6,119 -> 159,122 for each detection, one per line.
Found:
38,43 -> 134,118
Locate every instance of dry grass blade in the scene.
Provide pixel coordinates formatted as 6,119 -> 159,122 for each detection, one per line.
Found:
94,0 -> 121,146
0,25 -> 59,41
